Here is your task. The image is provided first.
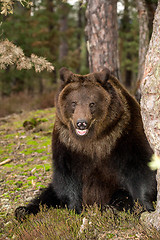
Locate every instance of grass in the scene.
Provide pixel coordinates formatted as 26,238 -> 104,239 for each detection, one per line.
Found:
7,205 -> 160,240
0,108 -> 160,239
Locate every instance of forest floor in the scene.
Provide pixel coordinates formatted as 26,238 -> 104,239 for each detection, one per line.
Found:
0,108 -> 160,240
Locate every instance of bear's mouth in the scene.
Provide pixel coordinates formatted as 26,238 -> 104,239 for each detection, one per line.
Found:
70,119 -> 96,138
75,129 -> 88,136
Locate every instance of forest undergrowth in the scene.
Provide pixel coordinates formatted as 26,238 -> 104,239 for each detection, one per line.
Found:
0,90 -> 57,118
0,108 -> 160,239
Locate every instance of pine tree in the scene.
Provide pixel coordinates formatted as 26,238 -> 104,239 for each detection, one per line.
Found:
85,0 -> 120,79
141,0 -> 160,229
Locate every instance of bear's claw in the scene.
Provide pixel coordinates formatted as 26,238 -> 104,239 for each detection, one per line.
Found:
15,206 -> 28,222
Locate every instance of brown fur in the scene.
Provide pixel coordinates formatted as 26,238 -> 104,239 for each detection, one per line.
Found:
55,69 -> 132,205
54,68 -> 155,208
55,77 -> 131,159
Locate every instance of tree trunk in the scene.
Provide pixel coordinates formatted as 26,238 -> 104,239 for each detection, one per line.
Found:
76,1 -> 82,73
46,0 -> 57,83
140,0 -> 160,230
145,0 -> 157,35
59,2 -> 70,63
121,0 -> 132,88
136,0 -> 149,85
85,0 -> 120,79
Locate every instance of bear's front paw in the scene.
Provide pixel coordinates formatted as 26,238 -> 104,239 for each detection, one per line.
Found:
15,206 -> 28,222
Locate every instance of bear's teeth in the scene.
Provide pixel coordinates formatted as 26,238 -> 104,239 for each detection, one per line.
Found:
76,129 -> 88,136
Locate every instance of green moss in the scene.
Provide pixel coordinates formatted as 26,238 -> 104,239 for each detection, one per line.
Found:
21,172 -> 30,176
0,148 -> 4,155
6,180 -> 14,184
36,183 -> 46,188
33,164 -> 51,171
16,163 -> 28,168
44,164 -> 51,171
34,164 -> 44,169
40,156 -> 48,161
14,195 -> 21,202
16,180 -> 23,186
27,176 -> 37,180
34,109 -> 44,115
20,148 -> 35,155
27,139 -> 39,146
13,121 -> 22,128
3,164 -> 13,168
26,158 -> 34,162
27,181 -> 32,186
23,117 -> 48,130
5,134 -> 15,139
36,149 -> 46,153
2,193 -> 11,198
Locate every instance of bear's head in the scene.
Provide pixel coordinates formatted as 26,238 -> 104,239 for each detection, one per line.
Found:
56,67 -> 125,141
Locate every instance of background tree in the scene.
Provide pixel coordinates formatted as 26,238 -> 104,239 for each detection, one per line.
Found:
85,0 -> 120,79
120,0 -> 132,88
58,1 -> 70,64
145,0 -> 157,35
141,0 -> 160,229
119,0 -> 139,89
136,0 -> 149,88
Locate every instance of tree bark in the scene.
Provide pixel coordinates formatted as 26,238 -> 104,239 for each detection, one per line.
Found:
85,0 -> 120,79
140,0 -> 160,230
76,1 -> 82,73
136,0 -> 149,85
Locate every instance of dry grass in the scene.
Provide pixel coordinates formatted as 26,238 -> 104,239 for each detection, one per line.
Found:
8,205 -> 160,240
0,91 -> 57,117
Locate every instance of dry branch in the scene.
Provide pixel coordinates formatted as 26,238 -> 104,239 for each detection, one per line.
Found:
0,39 -> 54,72
0,158 -> 12,166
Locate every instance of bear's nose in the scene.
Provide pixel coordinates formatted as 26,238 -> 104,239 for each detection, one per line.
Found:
76,120 -> 88,130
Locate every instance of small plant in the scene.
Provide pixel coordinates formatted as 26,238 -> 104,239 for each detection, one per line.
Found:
23,118 -> 48,130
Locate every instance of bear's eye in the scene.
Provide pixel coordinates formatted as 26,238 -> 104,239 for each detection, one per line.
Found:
89,103 -> 96,113
89,103 -> 95,108
72,102 -> 76,107
71,102 -> 77,111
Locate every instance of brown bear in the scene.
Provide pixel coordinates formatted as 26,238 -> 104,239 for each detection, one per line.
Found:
15,68 -> 157,221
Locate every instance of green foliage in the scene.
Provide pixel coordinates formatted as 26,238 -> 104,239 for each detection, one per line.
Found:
0,0 -> 88,97
118,0 -> 139,88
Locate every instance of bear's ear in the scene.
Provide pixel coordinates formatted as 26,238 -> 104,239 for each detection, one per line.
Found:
59,67 -> 73,83
94,68 -> 111,84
